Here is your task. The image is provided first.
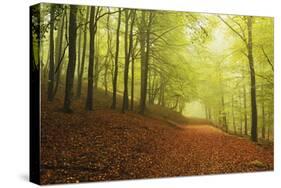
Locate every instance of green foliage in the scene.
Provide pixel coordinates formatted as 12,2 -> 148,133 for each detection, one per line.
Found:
35,3 -> 274,141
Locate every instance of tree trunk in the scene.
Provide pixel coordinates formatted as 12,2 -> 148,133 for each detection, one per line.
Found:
63,5 -> 77,112
76,18 -> 82,90
130,50 -> 135,110
208,108 -> 212,120
247,16 -> 258,142
243,82 -> 248,136
122,9 -> 130,113
261,83 -> 266,139
221,95 -> 228,132
53,9 -> 66,97
122,10 -> 135,113
85,6 -> 96,111
267,111 -> 270,141
76,7 -> 90,98
111,8 -> 121,109
205,105 -> 208,119
241,65 -> 248,136
94,35 -> 100,89
140,12 -> 153,114
104,9 -> 112,96
47,5 -> 55,101
232,95 -> 236,134
104,14 -> 110,96
239,90 -> 243,135
139,11 -> 146,114
158,79 -> 166,107
130,17 -> 138,111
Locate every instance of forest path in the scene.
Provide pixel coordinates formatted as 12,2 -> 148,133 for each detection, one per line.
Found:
154,124 -> 273,176
41,106 -> 273,184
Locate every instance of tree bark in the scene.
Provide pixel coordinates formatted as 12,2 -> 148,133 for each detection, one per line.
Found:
104,11 -> 112,96
140,12 -> 153,114
85,6 -> 97,111
261,83 -> 266,139
76,17 -> 82,90
232,95 -> 237,134
122,10 -> 135,113
94,34 -> 100,89
247,16 -> 258,142
221,95 -> 228,132
63,5 -> 77,112
47,5 -> 55,101
122,9 -> 130,113
239,89 -> 243,135
130,50 -> 135,110
243,82 -> 248,136
76,7 -> 90,98
111,8 -> 121,109
53,8 -> 66,97
208,108 -> 212,120
139,11 -> 147,114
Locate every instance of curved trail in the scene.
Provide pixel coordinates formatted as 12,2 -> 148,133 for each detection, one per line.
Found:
154,124 -> 273,176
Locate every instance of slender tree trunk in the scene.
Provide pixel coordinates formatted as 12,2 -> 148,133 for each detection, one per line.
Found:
130,32 -> 137,111
122,10 -> 135,113
158,78 -> 163,105
221,95 -> 228,132
239,90 -> 243,135
122,9 -> 130,113
85,6 -> 96,111
48,5 -> 55,101
267,110 -> 270,141
139,11 -> 147,114
243,83 -> 248,136
208,108 -> 212,120
148,70 -> 152,104
261,83 -> 266,139
94,34 -> 100,89
104,19 -> 110,96
130,51 -> 135,110
53,9 -> 66,97
104,9 -> 112,96
140,12 -> 153,114
40,39 -> 44,68
76,7 -> 89,98
247,16 -> 258,142
104,64 -> 109,95
63,5 -> 77,112
205,105 -> 208,119
159,81 -> 166,107
148,70 -> 156,105
111,8 -> 121,109
232,95 -> 237,134
150,70 -> 157,104
43,47 -> 50,81
76,19 -> 82,89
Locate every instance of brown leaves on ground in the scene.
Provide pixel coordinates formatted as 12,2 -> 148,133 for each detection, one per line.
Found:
40,97 -> 273,185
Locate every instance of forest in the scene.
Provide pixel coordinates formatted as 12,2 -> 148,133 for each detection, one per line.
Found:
31,3 -> 273,184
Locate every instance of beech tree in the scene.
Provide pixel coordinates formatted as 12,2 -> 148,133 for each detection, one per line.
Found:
63,5 -> 77,112
39,5 -> 273,142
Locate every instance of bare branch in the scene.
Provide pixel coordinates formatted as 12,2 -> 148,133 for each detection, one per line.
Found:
218,15 -> 247,45
261,46 -> 274,72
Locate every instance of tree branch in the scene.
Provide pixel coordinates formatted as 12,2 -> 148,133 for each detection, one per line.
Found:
261,46 -> 274,72
218,15 -> 247,45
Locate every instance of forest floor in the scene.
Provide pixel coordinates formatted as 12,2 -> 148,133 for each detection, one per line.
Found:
40,89 -> 273,184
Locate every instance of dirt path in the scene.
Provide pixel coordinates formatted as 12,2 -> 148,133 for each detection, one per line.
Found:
41,107 -> 273,184
153,125 -> 273,177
